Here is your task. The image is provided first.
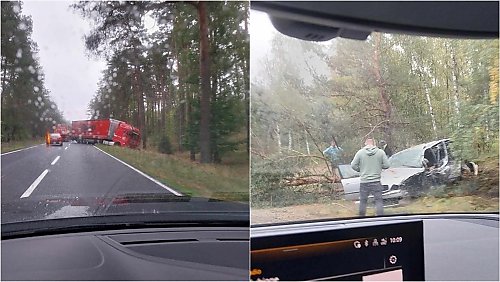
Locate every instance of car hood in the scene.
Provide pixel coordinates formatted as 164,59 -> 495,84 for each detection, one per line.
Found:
1,193 -> 249,224
381,167 -> 425,189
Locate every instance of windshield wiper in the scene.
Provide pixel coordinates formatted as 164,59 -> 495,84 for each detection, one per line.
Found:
1,212 -> 249,240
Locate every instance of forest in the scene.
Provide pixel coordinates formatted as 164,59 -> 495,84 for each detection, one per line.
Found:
1,2 -> 65,141
2,1 -> 249,166
251,32 -> 499,206
73,1 -> 249,164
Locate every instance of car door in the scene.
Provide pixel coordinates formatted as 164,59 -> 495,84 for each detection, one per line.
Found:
338,164 -> 361,201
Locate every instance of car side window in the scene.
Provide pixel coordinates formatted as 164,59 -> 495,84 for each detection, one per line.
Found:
435,142 -> 448,169
423,149 -> 437,168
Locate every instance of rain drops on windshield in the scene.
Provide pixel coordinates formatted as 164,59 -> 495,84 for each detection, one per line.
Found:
1,1 -> 250,224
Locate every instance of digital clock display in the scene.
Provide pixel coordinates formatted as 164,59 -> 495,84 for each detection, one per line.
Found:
390,237 -> 403,243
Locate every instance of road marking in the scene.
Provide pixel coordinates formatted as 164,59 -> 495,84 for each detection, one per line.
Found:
1,144 -> 43,156
64,146 -> 68,150
93,146 -> 183,196
51,156 -> 60,165
21,169 -> 49,198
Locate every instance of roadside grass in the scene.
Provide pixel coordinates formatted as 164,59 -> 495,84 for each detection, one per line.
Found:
97,144 -> 249,202
1,139 -> 44,154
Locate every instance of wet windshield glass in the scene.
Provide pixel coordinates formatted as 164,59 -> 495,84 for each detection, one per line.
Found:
1,1 -> 249,226
250,10 -> 499,225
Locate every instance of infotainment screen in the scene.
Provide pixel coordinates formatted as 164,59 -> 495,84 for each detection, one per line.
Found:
251,221 -> 424,281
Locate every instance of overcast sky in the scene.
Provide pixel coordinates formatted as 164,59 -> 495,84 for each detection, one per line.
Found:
249,10 -> 275,80
250,9 -> 330,85
22,1 -> 107,121
249,10 -> 274,52
20,5 -> 318,121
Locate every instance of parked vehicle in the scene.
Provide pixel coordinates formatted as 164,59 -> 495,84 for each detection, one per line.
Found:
46,132 -> 63,146
340,139 -> 461,204
70,119 -> 140,148
55,124 -> 70,142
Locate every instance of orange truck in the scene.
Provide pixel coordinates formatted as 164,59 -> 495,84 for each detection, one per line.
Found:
70,119 -> 141,148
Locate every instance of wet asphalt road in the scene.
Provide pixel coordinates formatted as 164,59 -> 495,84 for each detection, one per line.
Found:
1,142 -> 180,223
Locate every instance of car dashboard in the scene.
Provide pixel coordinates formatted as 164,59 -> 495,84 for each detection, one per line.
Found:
251,214 -> 499,281
2,226 -> 249,281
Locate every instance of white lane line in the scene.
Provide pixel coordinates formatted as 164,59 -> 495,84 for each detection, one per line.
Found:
1,144 -> 43,156
20,169 -> 49,198
93,146 -> 183,196
64,146 -> 68,150
51,156 -> 61,165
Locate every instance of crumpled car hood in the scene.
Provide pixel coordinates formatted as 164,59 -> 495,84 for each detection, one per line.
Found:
381,167 -> 425,189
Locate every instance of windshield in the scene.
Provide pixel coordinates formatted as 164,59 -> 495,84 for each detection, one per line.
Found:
250,10 -> 499,225
388,146 -> 425,168
1,1 -> 249,227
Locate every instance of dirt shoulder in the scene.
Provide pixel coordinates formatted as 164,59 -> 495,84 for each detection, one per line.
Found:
251,195 -> 499,225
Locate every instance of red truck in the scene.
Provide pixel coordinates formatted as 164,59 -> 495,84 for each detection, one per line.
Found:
55,124 -> 70,142
70,119 -> 141,148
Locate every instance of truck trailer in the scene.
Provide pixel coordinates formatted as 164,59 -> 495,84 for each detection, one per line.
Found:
71,119 -> 140,148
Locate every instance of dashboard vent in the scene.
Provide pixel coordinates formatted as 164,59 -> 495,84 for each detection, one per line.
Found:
119,238 -> 198,245
104,231 -> 249,269
216,238 -> 248,242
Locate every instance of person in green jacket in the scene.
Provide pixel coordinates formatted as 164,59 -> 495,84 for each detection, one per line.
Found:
351,138 -> 390,216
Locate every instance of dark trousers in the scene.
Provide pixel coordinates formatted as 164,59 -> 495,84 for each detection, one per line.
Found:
359,181 -> 384,216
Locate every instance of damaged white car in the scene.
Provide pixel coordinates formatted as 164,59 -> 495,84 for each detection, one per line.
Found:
339,139 -> 461,205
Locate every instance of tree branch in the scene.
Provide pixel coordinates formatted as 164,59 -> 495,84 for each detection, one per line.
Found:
361,120 -> 390,140
251,149 -> 269,160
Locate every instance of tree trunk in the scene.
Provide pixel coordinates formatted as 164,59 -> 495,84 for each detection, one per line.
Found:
305,129 -> 310,155
185,86 -> 191,156
211,69 -> 220,163
288,131 -> 292,151
153,69 -> 164,134
133,65 -> 147,149
177,58 -> 185,152
187,91 -> 195,161
451,46 -> 461,127
424,87 -> 438,138
418,71 -> 438,138
198,2 -> 211,163
1,58 -> 8,106
160,72 -> 167,134
276,123 -> 281,154
243,3 -> 250,154
373,33 -> 392,143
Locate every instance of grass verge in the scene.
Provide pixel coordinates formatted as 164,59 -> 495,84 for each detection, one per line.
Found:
97,144 -> 249,202
1,139 -> 44,154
